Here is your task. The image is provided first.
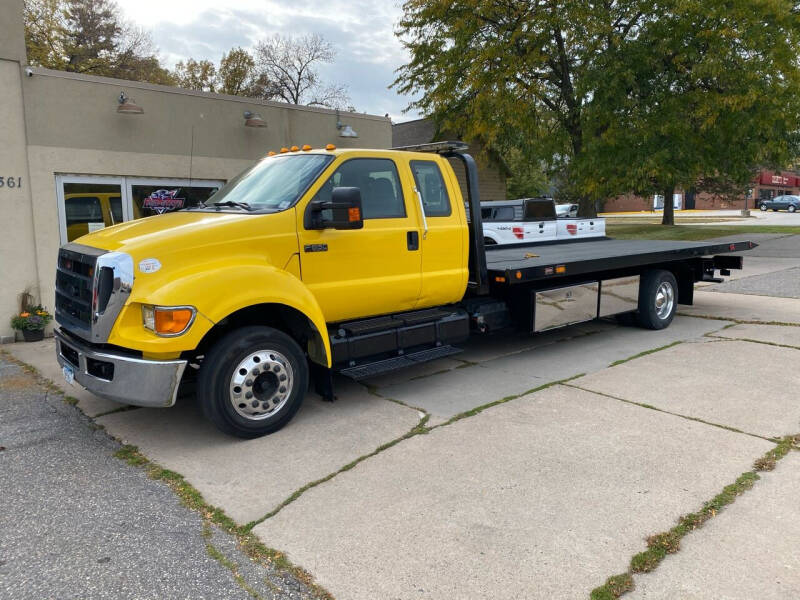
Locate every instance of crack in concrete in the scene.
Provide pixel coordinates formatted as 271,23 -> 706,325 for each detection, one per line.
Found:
705,335 -> 800,351
589,435 -> 800,600
677,313 -> 800,327
562,382 -> 776,443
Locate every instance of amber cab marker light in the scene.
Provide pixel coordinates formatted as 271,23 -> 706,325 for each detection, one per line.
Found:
290,145 -> 299,152
268,151 -> 276,156
325,143 -> 336,151
154,307 -> 195,336
280,147 -> 289,153
302,144 -> 312,151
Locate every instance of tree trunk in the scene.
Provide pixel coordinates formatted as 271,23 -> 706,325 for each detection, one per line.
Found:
661,185 -> 675,225
578,196 -> 597,218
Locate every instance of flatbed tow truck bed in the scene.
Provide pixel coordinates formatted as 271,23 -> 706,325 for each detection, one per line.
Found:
484,238 -> 757,284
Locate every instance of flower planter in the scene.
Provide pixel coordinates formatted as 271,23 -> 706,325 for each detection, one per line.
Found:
21,329 -> 45,342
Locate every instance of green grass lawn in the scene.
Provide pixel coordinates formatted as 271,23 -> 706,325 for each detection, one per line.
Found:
606,224 -> 800,240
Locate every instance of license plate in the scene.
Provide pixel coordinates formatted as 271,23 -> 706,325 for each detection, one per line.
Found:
62,365 -> 75,385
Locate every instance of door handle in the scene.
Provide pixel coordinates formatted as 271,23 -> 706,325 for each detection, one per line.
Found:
407,230 -> 419,251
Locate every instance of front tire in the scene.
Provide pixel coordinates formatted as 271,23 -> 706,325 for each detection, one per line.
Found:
636,270 -> 678,330
198,326 -> 308,438
759,203 -> 768,211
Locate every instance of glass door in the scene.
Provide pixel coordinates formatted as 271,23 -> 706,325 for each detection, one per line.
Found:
56,175 -> 128,243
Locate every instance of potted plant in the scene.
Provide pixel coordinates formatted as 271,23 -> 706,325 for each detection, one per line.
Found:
11,305 -> 53,342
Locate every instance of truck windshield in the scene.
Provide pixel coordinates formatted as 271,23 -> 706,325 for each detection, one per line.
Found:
207,154 -> 333,211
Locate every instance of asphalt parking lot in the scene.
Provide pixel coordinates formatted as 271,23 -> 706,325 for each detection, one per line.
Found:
2,233 -> 799,599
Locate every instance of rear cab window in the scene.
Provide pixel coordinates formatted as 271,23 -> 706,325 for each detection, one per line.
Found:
410,160 -> 451,217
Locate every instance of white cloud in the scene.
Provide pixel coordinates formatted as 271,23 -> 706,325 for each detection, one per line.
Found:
118,0 -> 420,121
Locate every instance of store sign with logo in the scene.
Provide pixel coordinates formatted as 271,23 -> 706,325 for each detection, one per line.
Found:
143,189 -> 185,214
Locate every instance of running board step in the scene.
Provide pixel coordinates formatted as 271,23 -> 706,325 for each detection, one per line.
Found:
339,345 -> 463,380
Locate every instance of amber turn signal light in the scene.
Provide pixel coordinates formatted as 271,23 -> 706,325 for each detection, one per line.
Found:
155,308 -> 194,335
348,207 -> 361,222
143,305 -> 196,336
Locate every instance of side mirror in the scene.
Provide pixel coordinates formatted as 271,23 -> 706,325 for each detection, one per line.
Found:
305,186 -> 364,230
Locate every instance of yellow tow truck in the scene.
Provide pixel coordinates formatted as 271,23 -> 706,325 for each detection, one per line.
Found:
54,142 -> 754,437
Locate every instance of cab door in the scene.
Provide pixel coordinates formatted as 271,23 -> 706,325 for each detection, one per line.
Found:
407,158 -> 469,307
297,156 -> 422,323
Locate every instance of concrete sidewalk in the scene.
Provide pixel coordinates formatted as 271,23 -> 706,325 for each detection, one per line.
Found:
3,237 -> 799,599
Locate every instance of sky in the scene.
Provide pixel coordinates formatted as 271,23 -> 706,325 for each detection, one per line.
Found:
118,0 -> 421,121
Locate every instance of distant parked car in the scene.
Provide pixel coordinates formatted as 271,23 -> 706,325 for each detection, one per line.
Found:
759,195 -> 799,213
556,203 -> 579,218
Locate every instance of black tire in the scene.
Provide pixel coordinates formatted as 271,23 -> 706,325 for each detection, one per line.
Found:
789,205 -> 797,213
759,203 -> 768,211
636,270 -> 678,330
772,208 -> 778,212
198,326 -> 308,438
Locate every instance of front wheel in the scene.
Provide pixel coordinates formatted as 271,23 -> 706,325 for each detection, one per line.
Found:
636,270 -> 678,330
198,326 -> 308,438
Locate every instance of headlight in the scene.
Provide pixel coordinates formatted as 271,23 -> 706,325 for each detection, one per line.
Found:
141,305 -> 196,336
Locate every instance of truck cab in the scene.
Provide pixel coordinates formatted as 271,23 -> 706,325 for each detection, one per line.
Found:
54,145 -> 471,438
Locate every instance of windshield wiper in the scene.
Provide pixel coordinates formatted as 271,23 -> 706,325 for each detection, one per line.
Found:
213,201 -> 254,211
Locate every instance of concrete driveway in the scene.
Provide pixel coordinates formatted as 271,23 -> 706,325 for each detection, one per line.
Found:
3,235 -> 799,599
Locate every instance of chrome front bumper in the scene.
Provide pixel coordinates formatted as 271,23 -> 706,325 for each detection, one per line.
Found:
54,328 -> 187,408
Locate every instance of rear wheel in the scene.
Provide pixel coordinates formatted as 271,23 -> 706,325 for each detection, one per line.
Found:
636,270 -> 678,330
759,203 -> 768,211
198,326 -> 308,438
789,205 -> 797,213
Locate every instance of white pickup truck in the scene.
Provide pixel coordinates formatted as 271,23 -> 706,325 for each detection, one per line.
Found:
481,198 -> 605,245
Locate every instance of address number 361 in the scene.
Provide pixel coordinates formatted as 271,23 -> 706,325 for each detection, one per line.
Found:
0,177 -> 23,188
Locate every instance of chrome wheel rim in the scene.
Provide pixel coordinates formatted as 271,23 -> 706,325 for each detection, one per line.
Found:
654,282 -> 675,320
760,204 -> 767,211
229,350 -> 293,420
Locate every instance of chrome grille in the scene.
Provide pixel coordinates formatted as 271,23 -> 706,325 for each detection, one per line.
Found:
55,245 -> 102,337
55,243 -> 132,343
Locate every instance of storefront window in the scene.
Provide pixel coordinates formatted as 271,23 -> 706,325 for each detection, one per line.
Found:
58,176 -> 224,243
62,182 -> 123,242
131,184 -> 221,218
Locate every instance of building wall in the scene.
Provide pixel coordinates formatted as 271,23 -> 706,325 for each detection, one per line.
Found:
447,155 -> 507,202
0,0 -> 391,339
604,188 -> 771,213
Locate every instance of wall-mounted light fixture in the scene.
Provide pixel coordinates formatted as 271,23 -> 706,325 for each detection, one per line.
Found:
336,109 -> 358,138
244,111 -> 267,128
117,91 -> 143,114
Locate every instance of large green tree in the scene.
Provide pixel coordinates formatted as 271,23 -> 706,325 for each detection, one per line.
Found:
394,0 -> 650,216
585,0 -> 800,224
395,0 -> 800,220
